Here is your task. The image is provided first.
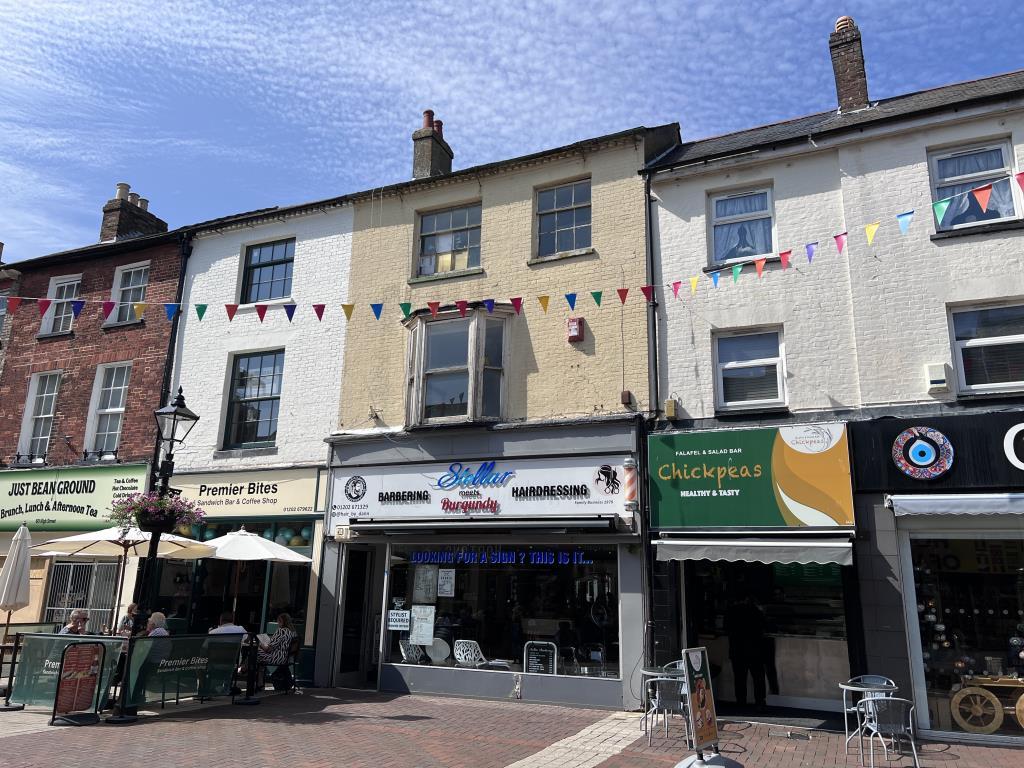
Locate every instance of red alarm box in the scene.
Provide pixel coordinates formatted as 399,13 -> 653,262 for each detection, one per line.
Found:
567,317 -> 584,342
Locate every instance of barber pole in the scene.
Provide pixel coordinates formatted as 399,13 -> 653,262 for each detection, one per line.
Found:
622,456 -> 638,511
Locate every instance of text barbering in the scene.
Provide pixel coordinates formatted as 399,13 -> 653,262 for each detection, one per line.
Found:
330,455 -> 627,525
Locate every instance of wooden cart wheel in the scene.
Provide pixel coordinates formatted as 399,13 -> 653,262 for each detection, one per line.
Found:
1015,692 -> 1024,730
951,687 -> 1004,734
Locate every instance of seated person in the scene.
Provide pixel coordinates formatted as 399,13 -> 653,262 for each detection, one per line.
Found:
209,611 -> 247,637
59,610 -> 89,635
147,612 -> 170,637
257,613 -> 297,667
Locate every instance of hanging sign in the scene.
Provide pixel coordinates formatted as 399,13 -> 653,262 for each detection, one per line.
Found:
684,646 -> 719,752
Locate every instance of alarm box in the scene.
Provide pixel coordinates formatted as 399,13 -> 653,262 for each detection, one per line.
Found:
567,317 -> 584,342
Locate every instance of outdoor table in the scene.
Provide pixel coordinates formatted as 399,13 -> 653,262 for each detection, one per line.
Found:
640,666 -> 688,731
839,680 -> 898,746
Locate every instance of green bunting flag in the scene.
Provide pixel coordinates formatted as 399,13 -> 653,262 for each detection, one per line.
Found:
932,197 -> 952,225
195,304 -> 208,321
732,264 -> 742,283
591,291 -> 602,306
399,302 -> 412,318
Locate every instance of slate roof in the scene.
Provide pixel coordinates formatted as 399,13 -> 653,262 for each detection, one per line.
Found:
646,69 -> 1024,173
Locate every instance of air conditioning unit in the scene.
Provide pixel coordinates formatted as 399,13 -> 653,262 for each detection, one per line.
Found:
926,363 -> 949,393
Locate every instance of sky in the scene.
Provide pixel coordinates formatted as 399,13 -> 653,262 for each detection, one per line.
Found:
0,0 -> 1020,262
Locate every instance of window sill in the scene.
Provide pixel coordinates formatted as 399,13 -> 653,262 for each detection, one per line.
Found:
527,248 -> 595,267
213,446 -> 279,459
406,417 -> 502,431
102,318 -> 144,330
236,297 -> 295,311
954,388 -> 1024,402
36,330 -> 74,341
408,267 -> 484,285
714,404 -> 790,417
703,255 -> 780,274
930,218 -> 1024,241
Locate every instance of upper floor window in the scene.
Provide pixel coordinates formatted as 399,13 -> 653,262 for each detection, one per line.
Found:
0,289 -> 8,333
43,275 -> 81,335
418,204 -> 481,277
88,363 -> 132,456
710,189 -> 773,265
714,329 -> 786,411
21,371 -> 61,458
951,304 -> 1024,394
111,262 -> 150,323
407,309 -> 507,424
537,180 -> 591,258
224,350 -> 285,449
242,240 -> 294,303
930,141 -> 1019,231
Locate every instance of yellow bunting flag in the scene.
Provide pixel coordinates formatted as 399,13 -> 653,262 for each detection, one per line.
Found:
538,295 -> 550,313
689,276 -> 699,296
341,303 -> 354,320
865,221 -> 880,245
133,302 -> 147,319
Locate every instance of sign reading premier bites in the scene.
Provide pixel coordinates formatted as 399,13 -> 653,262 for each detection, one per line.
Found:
173,468 -> 322,517
331,456 -> 626,526
0,463 -> 148,531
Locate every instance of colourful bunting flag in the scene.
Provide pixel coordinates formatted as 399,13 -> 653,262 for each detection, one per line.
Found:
510,297 -> 523,315
805,242 -> 817,263
225,304 -> 238,321
399,302 -> 412,318
133,302 -> 147,319
616,288 -> 629,304
932,197 -> 952,225
896,211 -> 914,235
834,232 -> 847,254
640,285 -> 654,302
591,291 -> 602,307
864,222 -> 880,245
1017,172 -> 1024,193
455,300 -> 469,317
284,304 -> 297,322
37,299 -> 52,317
755,258 -> 766,278
370,303 -> 383,320
565,293 -> 577,310
732,264 -> 742,283
689,276 -> 699,295
71,300 -> 85,318
341,303 -> 354,320
102,301 -> 116,320
972,184 -> 992,213
312,304 -> 325,321
194,303 -> 207,321
164,303 -> 179,321
427,301 -> 440,318
255,304 -> 268,322
538,295 -> 550,313
710,272 -> 720,288
5,297 -> 20,315
671,280 -> 682,299
779,250 -> 791,269
483,299 -> 495,313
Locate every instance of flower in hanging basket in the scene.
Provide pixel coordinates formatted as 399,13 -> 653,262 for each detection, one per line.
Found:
109,492 -> 206,536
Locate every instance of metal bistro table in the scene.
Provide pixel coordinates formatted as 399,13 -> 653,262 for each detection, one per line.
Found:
641,666 -> 687,732
839,680 -> 898,745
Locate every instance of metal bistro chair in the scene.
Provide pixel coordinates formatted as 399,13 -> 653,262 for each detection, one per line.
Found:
842,675 -> 896,743
453,639 -> 511,670
646,676 -> 689,746
858,697 -> 919,768
399,636 -> 426,664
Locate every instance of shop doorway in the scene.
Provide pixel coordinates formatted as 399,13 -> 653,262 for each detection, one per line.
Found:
335,546 -> 377,688
683,559 -> 852,715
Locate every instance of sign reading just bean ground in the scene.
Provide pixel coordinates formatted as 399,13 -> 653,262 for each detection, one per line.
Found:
0,463 -> 148,531
648,424 -> 854,529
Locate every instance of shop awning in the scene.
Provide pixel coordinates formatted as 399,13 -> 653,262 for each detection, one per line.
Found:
888,493 -> 1024,516
654,538 -> 853,566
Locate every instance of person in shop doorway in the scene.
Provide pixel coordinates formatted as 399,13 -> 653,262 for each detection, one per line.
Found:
725,593 -> 767,711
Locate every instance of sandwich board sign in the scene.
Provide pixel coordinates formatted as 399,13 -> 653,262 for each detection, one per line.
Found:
685,647 -> 719,754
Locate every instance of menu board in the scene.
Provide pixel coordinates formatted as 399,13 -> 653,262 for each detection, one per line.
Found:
684,647 -> 719,751
524,641 -> 557,675
52,643 -> 103,725
409,605 -> 436,645
412,565 -> 438,603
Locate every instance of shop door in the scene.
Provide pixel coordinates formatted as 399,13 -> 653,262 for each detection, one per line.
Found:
336,547 -> 376,688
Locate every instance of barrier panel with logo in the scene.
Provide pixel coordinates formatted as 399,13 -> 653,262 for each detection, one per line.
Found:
124,634 -> 243,708
8,634 -> 124,708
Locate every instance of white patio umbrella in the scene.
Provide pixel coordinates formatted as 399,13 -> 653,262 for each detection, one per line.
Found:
33,527 -> 215,632
0,524 -> 33,641
201,527 -> 311,612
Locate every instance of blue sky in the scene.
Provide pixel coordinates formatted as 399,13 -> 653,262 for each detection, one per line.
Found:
0,0 -> 1020,262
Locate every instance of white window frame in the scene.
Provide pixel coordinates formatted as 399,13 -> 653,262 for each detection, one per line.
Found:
40,274 -> 82,335
928,140 -> 1021,232
406,308 -> 510,426
18,370 -> 62,459
949,302 -> 1024,395
708,187 -> 776,266
84,362 -> 133,458
712,328 -> 786,411
107,260 -> 150,324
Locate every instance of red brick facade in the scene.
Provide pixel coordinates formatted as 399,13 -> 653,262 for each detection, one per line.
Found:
0,238 -> 183,468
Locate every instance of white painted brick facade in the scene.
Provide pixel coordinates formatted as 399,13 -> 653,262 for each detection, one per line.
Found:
653,101 -> 1024,418
170,206 -> 353,472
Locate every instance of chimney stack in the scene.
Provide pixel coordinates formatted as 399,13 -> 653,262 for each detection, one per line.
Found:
412,109 -> 454,179
99,182 -> 168,242
829,16 -> 869,112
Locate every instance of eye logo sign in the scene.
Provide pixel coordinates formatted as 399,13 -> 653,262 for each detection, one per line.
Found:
892,427 -> 954,480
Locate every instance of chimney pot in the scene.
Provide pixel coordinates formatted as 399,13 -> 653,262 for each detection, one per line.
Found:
433,119 -> 443,139
115,182 -> 130,200
100,184 -> 167,241
422,109 -> 435,129
128,192 -> 140,206
412,110 -> 453,179
138,197 -> 149,211
829,16 -> 869,112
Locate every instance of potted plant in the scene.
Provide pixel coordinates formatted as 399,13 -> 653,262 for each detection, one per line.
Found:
109,492 -> 206,535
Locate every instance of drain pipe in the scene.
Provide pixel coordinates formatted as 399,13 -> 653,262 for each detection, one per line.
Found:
641,171 -> 660,666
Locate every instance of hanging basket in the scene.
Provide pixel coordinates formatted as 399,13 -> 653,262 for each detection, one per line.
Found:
110,492 -> 206,536
136,510 -> 177,534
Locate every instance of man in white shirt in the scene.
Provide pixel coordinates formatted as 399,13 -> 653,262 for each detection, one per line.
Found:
209,611 -> 247,637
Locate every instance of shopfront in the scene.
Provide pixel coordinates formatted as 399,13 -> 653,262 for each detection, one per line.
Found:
648,424 -> 858,713
850,412 -> 1024,743
319,421 -> 644,708
0,463 -> 148,630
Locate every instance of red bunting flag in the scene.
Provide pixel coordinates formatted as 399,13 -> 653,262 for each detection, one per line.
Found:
102,301 -> 116,320
455,300 -> 469,318
616,288 -> 629,304
972,184 -> 993,213
1017,172 -> 1024,193
255,304 -> 268,322
755,258 -> 766,278
225,304 -> 238,321
640,285 -> 654,302
427,301 -> 441,318
37,299 -> 52,317
5,297 -> 21,314
312,303 -> 326,321
671,280 -> 682,299
510,297 -> 523,315
779,250 -> 791,269
834,232 -> 848,254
